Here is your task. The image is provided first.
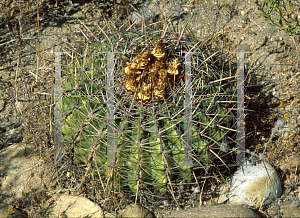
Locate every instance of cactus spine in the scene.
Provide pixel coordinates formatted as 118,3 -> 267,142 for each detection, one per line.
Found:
62,33 -> 234,195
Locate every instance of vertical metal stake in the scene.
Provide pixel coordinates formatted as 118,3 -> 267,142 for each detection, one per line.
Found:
236,53 -> 245,166
229,51 -> 252,166
184,53 -> 193,168
53,52 -> 65,167
107,52 -> 115,167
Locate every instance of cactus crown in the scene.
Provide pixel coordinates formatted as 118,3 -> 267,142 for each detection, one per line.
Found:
123,39 -> 182,106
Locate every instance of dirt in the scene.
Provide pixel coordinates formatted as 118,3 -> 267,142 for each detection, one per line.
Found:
0,0 -> 300,217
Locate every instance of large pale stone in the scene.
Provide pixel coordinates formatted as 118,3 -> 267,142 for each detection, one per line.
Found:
122,204 -> 154,218
228,161 -> 282,209
0,143 -> 47,205
166,204 -> 259,217
49,193 -> 115,218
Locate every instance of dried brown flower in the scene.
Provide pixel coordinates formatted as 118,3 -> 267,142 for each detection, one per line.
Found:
122,39 -> 181,106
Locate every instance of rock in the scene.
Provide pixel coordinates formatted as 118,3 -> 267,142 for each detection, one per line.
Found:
48,193 -> 115,218
265,113 -> 300,147
276,154 -> 300,173
165,204 -> 260,217
129,8 -> 154,24
214,177 -> 231,204
228,161 -> 282,209
0,201 -> 27,218
0,143 -> 46,205
283,207 -> 300,218
147,0 -> 182,19
281,199 -> 300,217
0,143 -> 115,218
0,121 -> 23,148
122,204 -> 154,218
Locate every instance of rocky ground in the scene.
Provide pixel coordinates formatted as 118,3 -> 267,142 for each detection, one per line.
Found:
0,0 -> 300,217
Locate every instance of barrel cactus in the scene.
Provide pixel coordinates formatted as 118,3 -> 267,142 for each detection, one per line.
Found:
61,29 -> 235,195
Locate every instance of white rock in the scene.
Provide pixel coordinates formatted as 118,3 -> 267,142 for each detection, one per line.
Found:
228,161 -> 282,209
129,8 -> 153,24
49,193 -> 115,218
122,204 -> 154,218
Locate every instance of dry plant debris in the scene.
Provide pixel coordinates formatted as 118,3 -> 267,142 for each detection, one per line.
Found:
122,39 -> 181,106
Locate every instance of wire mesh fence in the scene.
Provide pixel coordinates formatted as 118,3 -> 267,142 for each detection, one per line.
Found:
55,27 -> 239,207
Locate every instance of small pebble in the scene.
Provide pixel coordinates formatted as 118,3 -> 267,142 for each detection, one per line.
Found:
241,10 -> 247,16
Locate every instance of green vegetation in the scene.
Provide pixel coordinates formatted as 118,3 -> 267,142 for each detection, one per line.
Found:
255,0 -> 300,41
61,30 -> 235,195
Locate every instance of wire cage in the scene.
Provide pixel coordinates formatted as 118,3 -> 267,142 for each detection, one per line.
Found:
59,25 -> 238,211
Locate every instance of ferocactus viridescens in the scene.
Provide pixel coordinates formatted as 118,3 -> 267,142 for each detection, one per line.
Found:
122,39 -> 181,105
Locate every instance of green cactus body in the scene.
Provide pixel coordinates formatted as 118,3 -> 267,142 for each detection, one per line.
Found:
150,137 -> 169,193
61,35 -> 234,194
62,43 -> 110,177
147,114 -> 175,193
160,116 -> 190,183
62,97 -> 107,166
123,117 -> 153,192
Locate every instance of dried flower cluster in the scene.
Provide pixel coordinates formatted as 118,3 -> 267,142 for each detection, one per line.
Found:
122,39 -> 181,106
